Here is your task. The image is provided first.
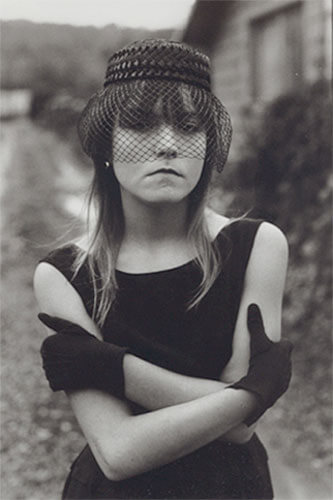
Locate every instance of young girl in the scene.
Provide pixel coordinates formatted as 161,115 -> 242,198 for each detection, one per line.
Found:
34,39 -> 292,499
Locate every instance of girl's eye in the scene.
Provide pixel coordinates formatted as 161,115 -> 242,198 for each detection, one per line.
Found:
175,114 -> 202,134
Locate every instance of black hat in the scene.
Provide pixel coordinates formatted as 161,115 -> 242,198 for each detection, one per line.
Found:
78,39 -> 232,172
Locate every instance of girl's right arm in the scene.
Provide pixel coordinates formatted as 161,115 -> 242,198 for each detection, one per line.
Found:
34,262 -> 257,480
69,381 -> 255,481
34,263 -> 230,406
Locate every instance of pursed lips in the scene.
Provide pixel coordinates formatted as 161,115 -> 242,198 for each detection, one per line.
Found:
148,168 -> 183,177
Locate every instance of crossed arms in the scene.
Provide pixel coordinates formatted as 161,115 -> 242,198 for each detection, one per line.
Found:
34,222 -> 289,481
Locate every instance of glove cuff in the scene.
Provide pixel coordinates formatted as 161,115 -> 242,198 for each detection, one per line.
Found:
99,343 -> 129,399
229,378 -> 266,426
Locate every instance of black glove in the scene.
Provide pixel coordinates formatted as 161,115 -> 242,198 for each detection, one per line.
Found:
38,313 -> 128,398
230,304 -> 293,425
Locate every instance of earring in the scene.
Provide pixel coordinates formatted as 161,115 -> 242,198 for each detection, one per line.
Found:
104,161 -> 111,168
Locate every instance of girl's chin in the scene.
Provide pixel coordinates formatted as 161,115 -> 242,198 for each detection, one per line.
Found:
141,195 -> 188,206
134,188 -> 191,205
120,184 -> 193,206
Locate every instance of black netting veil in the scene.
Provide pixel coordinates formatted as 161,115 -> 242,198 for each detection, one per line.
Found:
78,39 -> 232,172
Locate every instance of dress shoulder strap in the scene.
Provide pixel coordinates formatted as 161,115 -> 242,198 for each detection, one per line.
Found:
213,218 -> 265,328
217,217 -> 264,293
39,245 -> 78,282
224,217 -> 264,269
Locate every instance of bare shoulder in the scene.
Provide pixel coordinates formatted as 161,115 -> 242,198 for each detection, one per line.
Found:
253,221 -> 289,260
33,262 -> 98,335
34,260 -> 72,289
244,221 -> 289,313
204,207 -> 230,239
34,262 -> 83,314
34,261 -> 65,297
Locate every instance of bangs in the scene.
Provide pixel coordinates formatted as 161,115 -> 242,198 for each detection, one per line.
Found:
115,81 -> 207,134
78,78 -> 232,172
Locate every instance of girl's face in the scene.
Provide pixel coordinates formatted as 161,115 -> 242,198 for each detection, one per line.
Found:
112,88 -> 207,205
112,123 -> 206,205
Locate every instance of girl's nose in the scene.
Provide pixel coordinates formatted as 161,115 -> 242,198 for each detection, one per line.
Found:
156,124 -> 178,159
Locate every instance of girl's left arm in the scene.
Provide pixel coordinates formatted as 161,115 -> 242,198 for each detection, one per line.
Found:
124,222 -> 288,442
221,221 -> 289,384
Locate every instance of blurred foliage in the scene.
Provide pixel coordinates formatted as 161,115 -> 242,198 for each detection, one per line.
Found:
1,19 -> 173,166
1,20 -> 172,97
239,80 -> 331,225
30,90 -> 90,166
226,80 -> 332,477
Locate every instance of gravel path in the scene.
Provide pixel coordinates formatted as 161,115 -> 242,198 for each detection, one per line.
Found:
1,119 -> 88,500
1,119 -> 331,500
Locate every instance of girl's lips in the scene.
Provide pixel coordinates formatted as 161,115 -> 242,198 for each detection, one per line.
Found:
149,168 -> 183,177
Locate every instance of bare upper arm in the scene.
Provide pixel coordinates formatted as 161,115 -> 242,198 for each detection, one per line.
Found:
33,262 -> 101,338
221,222 -> 289,382
33,261 -> 133,477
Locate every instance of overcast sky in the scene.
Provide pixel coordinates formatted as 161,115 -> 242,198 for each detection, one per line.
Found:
1,0 -> 195,29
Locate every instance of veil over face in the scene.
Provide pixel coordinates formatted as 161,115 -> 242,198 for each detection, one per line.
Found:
78,39 -> 232,173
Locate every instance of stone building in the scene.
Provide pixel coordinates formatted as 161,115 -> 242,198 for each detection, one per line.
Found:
180,0 -> 332,162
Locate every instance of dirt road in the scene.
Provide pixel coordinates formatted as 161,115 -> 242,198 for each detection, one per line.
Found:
1,119 -> 88,500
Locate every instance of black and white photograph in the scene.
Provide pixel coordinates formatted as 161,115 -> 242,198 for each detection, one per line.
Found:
1,1 -> 332,499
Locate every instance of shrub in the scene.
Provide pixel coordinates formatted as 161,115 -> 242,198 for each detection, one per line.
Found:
238,80 -> 332,227
233,79 -> 332,474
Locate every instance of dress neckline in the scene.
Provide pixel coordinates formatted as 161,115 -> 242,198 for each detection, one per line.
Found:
115,220 -> 236,277
71,219 -> 236,278
115,256 -> 195,278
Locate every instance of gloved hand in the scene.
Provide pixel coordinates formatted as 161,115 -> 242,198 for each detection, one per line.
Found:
230,304 -> 293,425
39,311 -> 202,397
38,313 -> 128,398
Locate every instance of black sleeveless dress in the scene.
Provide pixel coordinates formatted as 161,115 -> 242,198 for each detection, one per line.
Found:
40,218 -> 274,499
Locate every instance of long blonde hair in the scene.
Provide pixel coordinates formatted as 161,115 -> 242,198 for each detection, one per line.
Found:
73,157 -> 223,327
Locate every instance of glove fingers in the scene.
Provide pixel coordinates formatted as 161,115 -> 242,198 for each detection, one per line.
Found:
247,304 -> 272,351
247,304 -> 265,334
38,313 -> 93,338
38,313 -> 74,331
